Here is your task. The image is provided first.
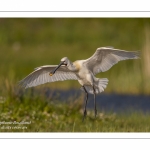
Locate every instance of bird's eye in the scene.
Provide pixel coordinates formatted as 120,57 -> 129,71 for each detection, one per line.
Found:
63,62 -> 67,66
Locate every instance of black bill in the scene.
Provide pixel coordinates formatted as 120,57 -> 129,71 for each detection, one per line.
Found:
49,61 -> 64,76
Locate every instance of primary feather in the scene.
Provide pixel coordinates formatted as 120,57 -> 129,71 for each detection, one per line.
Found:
19,65 -> 78,89
84,47 -> 140,75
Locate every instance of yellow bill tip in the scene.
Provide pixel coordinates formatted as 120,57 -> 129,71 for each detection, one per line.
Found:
49,73 -> 53,76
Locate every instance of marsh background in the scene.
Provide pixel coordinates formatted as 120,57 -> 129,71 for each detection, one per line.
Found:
0,18 -> 150,132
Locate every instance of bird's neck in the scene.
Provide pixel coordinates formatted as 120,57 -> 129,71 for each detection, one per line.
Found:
67,60 -> 77,71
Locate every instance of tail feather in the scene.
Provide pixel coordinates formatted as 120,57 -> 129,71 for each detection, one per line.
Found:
81,78 -> 109,94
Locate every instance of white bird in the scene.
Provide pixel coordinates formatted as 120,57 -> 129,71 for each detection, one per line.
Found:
19,47 -> 140,120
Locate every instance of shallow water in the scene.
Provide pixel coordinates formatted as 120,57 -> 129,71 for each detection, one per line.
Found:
36,88 -> 150,113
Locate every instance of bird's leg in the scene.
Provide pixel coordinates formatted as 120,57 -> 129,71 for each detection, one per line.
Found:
82,86 -> 88,121
93,86 -> 97,118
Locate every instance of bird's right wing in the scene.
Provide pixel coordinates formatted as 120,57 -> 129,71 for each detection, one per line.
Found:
84,47 -> 140,75
19,65 -> 78,89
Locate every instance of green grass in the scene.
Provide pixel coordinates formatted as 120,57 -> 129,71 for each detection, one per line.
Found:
0,91 -> 150,132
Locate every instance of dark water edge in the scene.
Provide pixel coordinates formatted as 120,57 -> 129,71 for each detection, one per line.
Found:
54,89 -> 150,113
22,88 -> 150,114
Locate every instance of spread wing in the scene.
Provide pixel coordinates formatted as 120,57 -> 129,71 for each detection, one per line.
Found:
84,47 -> 140,75
19,65 -> 78,89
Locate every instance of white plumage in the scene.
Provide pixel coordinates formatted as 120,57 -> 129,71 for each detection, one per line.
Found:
19,47 -> 140,120
19,65 -> 78,88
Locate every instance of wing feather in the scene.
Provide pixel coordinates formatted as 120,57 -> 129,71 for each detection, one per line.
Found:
19,65 -> 78,88
84,47 -> 140,75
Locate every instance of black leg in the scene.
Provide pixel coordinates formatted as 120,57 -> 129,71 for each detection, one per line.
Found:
82,86 -> 88,121
93,86 -> 97,118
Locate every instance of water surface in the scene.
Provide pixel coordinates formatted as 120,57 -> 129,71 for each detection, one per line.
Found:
39,88 -> 150,113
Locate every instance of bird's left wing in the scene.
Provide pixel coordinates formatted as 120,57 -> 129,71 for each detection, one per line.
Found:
19,65 -> 78,89
84,47 -> 140,75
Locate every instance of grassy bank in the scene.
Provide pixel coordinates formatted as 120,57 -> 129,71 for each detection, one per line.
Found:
0,92 -> 150,132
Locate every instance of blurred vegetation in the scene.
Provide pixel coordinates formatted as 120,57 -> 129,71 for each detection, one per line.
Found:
0,18 -> 150,132
0,18 -> 149,95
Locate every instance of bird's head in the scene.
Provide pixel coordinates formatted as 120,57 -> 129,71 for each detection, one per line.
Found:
60,57 -> 69,66
49,57 -> 68,76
